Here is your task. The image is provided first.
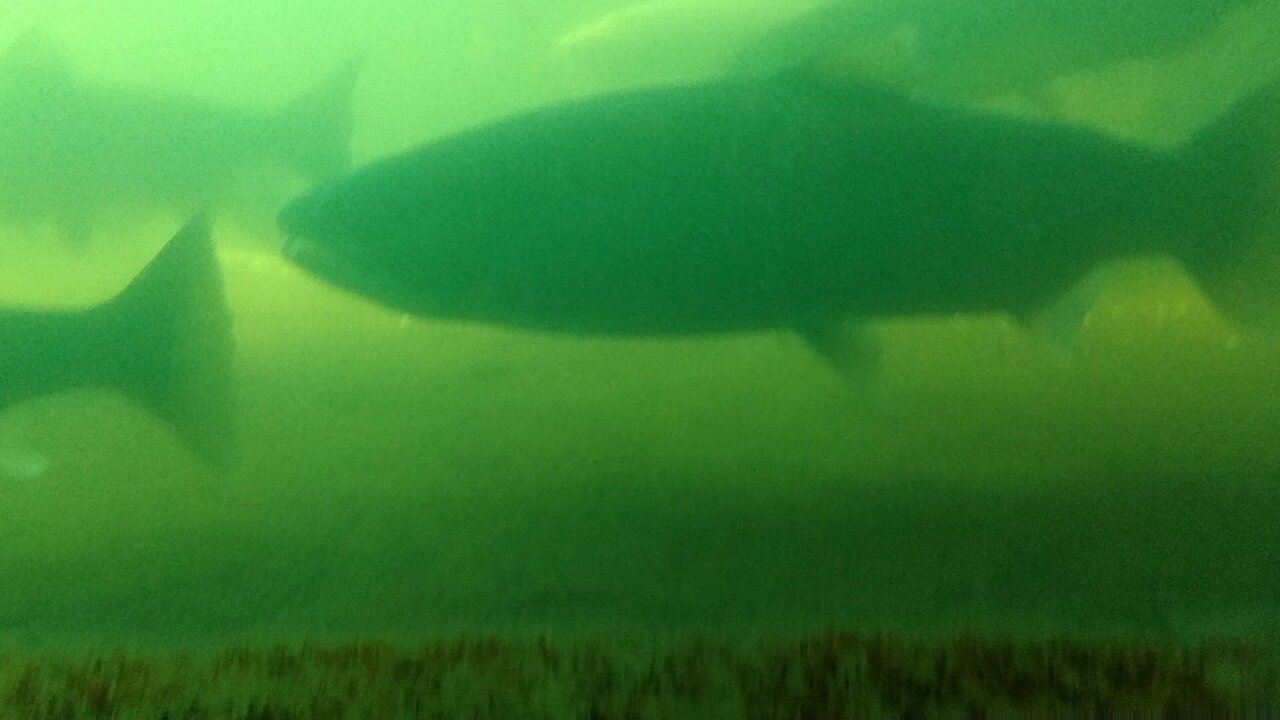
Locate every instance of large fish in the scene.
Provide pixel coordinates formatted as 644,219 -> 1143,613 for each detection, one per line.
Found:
732,0 -> 1265,101
0,33 -> 359,248
546,0 -> 827,95
0,217 -> 237,468
545,0 -> 1263,102
277,72 -> 1276,374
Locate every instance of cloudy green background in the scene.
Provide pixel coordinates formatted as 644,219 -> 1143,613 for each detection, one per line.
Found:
1,0 -> 1279,651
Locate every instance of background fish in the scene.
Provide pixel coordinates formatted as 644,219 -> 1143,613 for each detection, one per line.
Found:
278,72 -> 1277,377
731,0 -> 1269,103
544,0 -> 827,96
540,0 -> 1269,105
0,217 -> 237,469
0,32 -> 360,249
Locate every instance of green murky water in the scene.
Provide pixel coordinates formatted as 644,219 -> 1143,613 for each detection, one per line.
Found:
1,0 -> 1279,652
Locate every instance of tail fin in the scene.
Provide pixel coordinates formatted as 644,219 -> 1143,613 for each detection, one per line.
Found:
1185,80 -> 1280,329
98,216 -> 238,470
273,58 -> 363,179
1189,79 -> 1280,206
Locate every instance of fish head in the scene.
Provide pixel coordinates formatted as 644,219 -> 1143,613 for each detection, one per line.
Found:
278,192 -> 439,314
280,231 -> 408,308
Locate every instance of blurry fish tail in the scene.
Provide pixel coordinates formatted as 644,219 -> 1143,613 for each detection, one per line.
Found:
1190,78 -> 1280,206
98,216 -> 238,470
273,57 -> 363,179
1184,79 -> 1280,329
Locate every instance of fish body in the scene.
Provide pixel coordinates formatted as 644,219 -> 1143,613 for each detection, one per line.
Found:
547,0 -> 827,94
548,0 -> 1258,100
0,217 -> 237,468
734,0 -> 1260,99
0,33 -> 358,247
278,73 -> 1271,367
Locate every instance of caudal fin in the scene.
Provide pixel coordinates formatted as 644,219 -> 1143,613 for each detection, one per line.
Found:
1185,79 -> 1280,329
273,58 -> 363,179
99,216 -> 238,470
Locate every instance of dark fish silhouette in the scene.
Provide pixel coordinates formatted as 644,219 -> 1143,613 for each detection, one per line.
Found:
0,32 -> 359,248
278,72 -> 1275,375
732,0 -> 1263,100
0,217 -> 237,468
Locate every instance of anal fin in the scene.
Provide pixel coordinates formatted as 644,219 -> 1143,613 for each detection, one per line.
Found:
796,318 -> 881,383
1024,257 -> 1188,365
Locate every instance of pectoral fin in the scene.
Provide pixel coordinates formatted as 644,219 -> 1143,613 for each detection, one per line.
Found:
796,318 -> 881,383
1025,281 -> 1101,366
1026,258 -> 1171,364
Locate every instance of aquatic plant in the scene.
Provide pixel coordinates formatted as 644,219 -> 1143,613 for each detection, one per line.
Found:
0,631 -> 1274,718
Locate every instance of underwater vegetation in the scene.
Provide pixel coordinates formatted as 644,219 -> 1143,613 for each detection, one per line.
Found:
0,632 -> 1275,718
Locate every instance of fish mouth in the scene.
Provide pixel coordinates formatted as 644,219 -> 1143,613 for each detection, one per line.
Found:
281,234 -> 366,290
279,233 -> 327,270
279,234 -> 423,315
